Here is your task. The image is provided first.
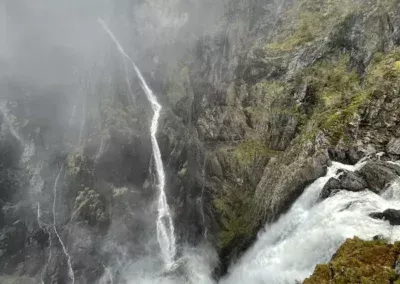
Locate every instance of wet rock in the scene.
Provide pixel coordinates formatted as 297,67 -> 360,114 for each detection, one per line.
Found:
31,228 -> 49,248
320,171 -> 368,199
370,209 -> 400,225
387,138 -> 400,155
357,161 -> 400,193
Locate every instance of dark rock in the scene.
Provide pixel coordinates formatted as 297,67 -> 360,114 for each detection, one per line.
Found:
31,228 -> 49,248
320,177 -> 341,199
370,209 -> 400,225
320,171 -> 368,199
341,172 -> 368,191
357,161 -> 400,193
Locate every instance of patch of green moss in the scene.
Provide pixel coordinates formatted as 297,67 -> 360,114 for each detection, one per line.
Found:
234,140 -> 278,167
266,0 -> 359,53
366,48 -> 400,96
213,184 -> 254,249
246,80 -> 290,124
297,55 -> 368,144
304,237 -> 400,284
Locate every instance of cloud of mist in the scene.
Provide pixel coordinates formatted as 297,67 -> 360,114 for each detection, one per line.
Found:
0,0 -> 225,282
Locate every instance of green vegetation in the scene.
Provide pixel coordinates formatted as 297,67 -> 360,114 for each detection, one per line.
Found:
234,140 -> 278,167
67,152 -> 91,178
304,237 -> 400,284
296,55 -> 365,144
366,49 -> 400,96
74,187 -> 108,226
213,184 -> 254,248
267,0 -> 358,52
296,49 -> 400,145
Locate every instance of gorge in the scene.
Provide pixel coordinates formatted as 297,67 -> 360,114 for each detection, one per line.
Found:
1,0 -> 400,283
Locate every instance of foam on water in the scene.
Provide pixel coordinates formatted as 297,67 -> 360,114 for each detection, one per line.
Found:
221,161 -> 400,283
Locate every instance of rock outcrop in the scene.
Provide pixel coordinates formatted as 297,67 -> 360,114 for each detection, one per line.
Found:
371,209 -> 400,226
304,237 -> 400,284
321,161 -> 400,199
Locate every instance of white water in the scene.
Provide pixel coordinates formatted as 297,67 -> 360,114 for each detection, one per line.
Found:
98,19 -> 176,268
200,154 -> 208,240
52,165 -> 75,284
221,161 -> 400,284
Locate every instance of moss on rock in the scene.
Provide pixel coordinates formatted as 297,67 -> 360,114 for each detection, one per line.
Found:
304,237 -> 400,284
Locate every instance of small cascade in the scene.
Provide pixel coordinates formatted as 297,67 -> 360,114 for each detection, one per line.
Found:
221,161 -> 400,284
200,153 -> 208,239
52,165 -> 75,284
98,19 -> 177,269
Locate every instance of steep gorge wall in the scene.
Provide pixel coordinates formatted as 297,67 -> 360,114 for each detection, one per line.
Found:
158,0 -> 400,272
1,0 -> 400,282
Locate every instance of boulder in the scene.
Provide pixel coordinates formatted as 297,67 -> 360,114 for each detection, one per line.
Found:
320,171 -> 368,199
387,138 -> 400,155
370,209 -> 400,225
357,161 -> 400,193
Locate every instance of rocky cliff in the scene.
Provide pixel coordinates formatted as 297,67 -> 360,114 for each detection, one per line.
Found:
158,0 -> 400,273
1,0 -> 400,283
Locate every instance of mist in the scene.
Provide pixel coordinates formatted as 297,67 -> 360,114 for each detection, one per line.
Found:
2,0 -> 398,283
0,0 -> 223,283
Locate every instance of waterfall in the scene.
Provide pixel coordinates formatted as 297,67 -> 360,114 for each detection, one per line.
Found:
220,161 -> 400,284
98,19 -> 177,268
52,165 -> 75,284
200,154 -> 208,240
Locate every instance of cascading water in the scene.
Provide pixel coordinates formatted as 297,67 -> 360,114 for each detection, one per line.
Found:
98,19 -> 177,269
200,154 -> 208,240
220,161 -> 400,284
51,165 -> 75,284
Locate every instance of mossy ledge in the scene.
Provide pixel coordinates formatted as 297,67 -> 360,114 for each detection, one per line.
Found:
304,237 -> 400,284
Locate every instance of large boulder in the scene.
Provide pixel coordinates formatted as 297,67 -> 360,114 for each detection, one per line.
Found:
357,161 -> 400,193
370,209 -> 400,225
320,171 -> 368,199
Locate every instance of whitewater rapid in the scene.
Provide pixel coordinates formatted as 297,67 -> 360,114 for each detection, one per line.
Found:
98,19 -> 177,269
221,161 -> 400,283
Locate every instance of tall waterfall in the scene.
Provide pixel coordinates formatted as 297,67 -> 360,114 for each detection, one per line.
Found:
220,161 -> 400,284
52,165 -> 75,284
98,19 -> 177,268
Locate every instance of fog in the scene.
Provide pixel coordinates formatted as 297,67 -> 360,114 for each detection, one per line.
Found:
0,0 -> 224,283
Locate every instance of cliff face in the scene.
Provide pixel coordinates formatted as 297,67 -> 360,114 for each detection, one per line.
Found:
1,0 -> 400,282
159,0 -> 400,272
